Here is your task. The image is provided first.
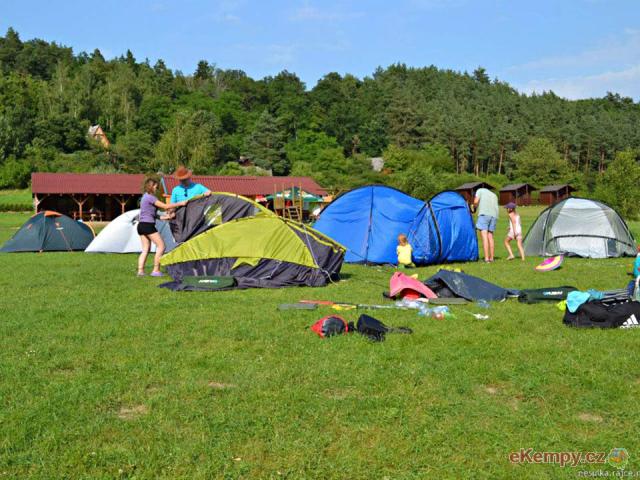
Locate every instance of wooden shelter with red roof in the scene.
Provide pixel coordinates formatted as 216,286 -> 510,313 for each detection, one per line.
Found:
31,172 -> 328,221
32,173 -> 146,221
161,175 -> 327,202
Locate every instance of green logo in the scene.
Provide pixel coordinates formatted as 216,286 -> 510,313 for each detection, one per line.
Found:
607,448 -> 629,469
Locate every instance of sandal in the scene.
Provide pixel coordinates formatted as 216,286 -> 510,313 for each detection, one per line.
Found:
150,271 -> 165,277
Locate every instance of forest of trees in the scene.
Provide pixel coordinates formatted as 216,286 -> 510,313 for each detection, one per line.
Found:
1,27 -> 640,213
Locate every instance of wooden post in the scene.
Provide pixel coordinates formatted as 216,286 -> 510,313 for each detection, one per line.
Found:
72,195 -> 88,220
117,195 -> 128,215
33,194 -> 48,213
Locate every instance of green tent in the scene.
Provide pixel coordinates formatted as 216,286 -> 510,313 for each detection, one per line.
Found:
1,211 -> 95,252
160,215 -> 345,289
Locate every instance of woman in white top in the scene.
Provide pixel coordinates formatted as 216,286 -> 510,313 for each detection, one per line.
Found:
504,202 -> 525,261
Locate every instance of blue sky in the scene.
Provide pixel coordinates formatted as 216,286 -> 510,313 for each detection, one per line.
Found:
2,0 -> 640,99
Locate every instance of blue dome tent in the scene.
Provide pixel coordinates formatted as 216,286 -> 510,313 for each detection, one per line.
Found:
314,186 -> 478,265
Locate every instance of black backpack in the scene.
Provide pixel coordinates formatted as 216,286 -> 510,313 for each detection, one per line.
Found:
311,315 -> 353,338
356,314 -> 413,342
563,299 -> 640,328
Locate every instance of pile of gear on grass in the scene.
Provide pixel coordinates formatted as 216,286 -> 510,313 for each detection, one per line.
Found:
3,184 -> 640,332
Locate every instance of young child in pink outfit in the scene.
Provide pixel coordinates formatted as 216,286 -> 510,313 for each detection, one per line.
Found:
504,202 -> 525,261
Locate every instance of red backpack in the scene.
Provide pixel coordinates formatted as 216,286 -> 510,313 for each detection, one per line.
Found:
310,315 -> 350,338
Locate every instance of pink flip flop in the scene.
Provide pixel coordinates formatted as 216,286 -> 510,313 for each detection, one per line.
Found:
150,271 -> 165,277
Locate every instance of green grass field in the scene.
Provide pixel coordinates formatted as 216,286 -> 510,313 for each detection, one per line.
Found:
0,189 -> 32,211
1,207 -> 639,479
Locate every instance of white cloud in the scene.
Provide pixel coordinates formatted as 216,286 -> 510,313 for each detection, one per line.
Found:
519,64 -> 640,100
288,3 -> 363,22
211,0 -> 245,23
228,42 -> 297,67
408,0 -> 467,9
508,29 -> 640,73
149,2 -> 167,13
264,44 -> 296,65
506,29 -> 640,99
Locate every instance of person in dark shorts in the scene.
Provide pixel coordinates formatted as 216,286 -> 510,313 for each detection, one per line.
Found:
137,178 -> 186,277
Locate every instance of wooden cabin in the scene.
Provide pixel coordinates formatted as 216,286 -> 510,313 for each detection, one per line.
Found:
499,183 -> 537,206
454,182 -> 495,204
87,125 -> 110,148
539,184 -> 575,205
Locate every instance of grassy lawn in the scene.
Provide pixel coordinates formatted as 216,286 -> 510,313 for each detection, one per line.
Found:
0,189 -> 32,211
1,207 -> 639,478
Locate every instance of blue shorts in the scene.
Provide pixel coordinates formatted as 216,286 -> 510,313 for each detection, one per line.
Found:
476,214 -> 497,233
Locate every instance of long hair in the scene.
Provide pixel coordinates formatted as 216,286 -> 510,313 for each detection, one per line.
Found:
143,177 -> 158,194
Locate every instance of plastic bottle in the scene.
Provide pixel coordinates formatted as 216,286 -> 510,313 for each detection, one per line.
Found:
476,299 -> 490,309
395,299 -> 422,310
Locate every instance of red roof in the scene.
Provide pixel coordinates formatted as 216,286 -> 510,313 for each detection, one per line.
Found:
32,173 -> 146,195
162,176 -> 328,197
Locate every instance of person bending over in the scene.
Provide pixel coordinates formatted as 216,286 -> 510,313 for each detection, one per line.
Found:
137,178 -> 186,277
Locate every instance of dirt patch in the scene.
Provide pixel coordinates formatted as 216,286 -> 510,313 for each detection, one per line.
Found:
578,413 -> 603,423
323,387 -> 358,400
484,385 -> 499,395
208,381 -> 235,390
117,404 -> 149,420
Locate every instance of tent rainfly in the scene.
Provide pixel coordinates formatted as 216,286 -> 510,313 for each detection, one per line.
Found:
160,216 -> 345,289
523,198 -> 636,258
170,192 -> 273,244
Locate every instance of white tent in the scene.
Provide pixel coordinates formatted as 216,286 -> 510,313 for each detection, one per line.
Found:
85,209 -> 177,253
524,198 -> 636,258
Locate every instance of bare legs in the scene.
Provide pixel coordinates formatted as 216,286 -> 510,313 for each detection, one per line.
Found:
148,232 -> 165,274
480,230 -> 495,261
504,236 -> 515,260
138,235 -> 150,274
488,232 -> 495,261
515,236 -> 525,260
504,236 -> 525,261
480,230 -> 489,261
137,233 -> 166,274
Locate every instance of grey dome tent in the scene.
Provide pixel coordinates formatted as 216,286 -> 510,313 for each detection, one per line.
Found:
524,198 -> 636,258
85,209 -> 176,253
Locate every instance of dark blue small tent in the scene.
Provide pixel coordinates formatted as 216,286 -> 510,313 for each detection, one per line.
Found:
424,270 -> 518,301
314,186 -> 478,264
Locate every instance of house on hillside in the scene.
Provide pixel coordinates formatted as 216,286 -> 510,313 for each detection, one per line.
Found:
370,157 -> 384,172
88,125 -> 110,148
499,183 -> 537,206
